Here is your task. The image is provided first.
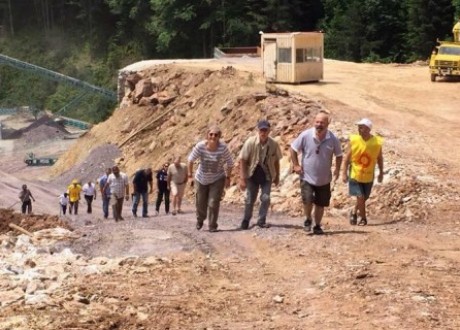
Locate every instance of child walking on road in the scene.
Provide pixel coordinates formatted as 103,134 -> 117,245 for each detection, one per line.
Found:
59,192 -> 69,215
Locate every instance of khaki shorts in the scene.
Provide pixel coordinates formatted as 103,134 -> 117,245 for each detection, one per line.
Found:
170,182 -> 186,197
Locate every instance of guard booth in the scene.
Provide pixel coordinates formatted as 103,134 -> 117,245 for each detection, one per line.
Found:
261,32 -> 324,83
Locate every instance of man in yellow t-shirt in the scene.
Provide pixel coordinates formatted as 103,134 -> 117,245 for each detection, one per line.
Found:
342,118 -> 383,226
67,179 -> 82,215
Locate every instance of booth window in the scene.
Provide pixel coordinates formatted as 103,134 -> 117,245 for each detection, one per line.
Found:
296,47 -> 322,62
278,48 -> 292,63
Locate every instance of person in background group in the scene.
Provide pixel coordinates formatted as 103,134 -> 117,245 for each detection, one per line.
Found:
59,192 -> 69,215
132,167 -> 153,217
98,168 -> 112,219
187,125 -> 234,232
290,111 -> 343,235
155,163 -> 170,216
67,179 -> 82,215
82,180 -> 96,214
103,166 -> 129,222
342,118 -> 384,226
19,184 -> 35,214
167,156 -> 188,215
238,120 -> 282,230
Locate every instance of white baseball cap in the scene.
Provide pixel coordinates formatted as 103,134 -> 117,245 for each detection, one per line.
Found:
356,118 -> 372,130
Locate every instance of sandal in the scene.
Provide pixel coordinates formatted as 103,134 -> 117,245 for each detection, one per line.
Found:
349,211 -> 357,225
358,218 -> 367,226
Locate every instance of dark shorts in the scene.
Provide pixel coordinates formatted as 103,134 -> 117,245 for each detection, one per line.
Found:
348,179 -> 373,200
300,180 -> 331,207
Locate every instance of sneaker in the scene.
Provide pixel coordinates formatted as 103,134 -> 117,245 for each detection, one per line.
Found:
312,225 -> 324,235
240,220 -> 249,230
304,218 -> 312,231
349,211 -> 357,225
358,218 -> 368,226
196,222 -> 203,230
209,228 -> 219,233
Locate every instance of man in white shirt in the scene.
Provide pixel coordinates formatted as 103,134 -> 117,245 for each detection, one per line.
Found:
103,166 -> 129,222
82,180 -> 97,214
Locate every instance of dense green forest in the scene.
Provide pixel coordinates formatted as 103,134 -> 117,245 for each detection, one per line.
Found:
0,0 -> 459,122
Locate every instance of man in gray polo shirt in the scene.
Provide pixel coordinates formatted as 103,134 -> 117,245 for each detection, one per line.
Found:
290,111 -> 343,234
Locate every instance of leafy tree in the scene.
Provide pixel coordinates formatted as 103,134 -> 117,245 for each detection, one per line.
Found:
322,0 -> 405,62
405,0 -> 454,60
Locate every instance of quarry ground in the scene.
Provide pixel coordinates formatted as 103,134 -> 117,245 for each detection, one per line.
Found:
0,58 -> 459,329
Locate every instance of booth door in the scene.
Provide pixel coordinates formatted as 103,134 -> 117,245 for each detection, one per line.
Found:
263,40 -> 277,81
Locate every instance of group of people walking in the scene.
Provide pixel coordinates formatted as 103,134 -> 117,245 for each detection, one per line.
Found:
20,111 -> 384,236
187,112 -> 383,234
56,158 -> 189,222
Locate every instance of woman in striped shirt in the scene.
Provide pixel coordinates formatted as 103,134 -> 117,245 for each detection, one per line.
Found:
187,126 -> 234,232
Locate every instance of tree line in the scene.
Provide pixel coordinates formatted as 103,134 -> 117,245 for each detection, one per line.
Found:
0,0 -> 459,121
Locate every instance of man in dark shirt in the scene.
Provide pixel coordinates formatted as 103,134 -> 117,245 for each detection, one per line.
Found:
155,163 -> 170,215
132,168 -> 153,217
19,184 -> 35,214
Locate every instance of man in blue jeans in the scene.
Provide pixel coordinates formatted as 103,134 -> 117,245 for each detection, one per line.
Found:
98,168 -> 112,219
238,120 -> 282,229
132,167 -> 153,217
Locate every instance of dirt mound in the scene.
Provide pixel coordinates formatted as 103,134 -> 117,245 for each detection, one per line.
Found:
48,64 -> 459,224
2,60 -> 460,330
1,114 -> 69,143
0,208 -> 72,235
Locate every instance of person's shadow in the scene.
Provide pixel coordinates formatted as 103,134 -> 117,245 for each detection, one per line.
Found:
367,219 -> 405,226
306,229 -> 368,236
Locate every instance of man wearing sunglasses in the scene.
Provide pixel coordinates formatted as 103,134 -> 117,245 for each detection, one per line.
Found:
238,120 -> 282,229
290,111 -> 342,235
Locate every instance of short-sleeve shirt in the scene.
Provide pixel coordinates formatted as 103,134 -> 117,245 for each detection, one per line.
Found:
167,163 -> 187,184
67,184 -> 82,202
239,135 -> 282,180
98,174 -> 111,196
133,170 -> 153,193
188,141 -> 234,185
82,183 -> 96,196
156,169 -> 168,190
59,194 -> 69,206
107,172 -> 129,198
19,189 -> 33,202
291,127 -> 343,186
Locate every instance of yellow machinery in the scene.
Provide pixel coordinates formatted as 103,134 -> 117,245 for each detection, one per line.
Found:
429,21 -> 460,82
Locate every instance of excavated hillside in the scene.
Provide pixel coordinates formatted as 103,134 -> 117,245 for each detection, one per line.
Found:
51,63 -> 456,223
2,61 -> 460,329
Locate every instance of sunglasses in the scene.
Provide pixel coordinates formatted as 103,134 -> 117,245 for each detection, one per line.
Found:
208,133 -> 219,137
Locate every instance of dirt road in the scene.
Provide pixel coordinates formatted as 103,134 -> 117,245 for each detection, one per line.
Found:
1,59 -> 459,329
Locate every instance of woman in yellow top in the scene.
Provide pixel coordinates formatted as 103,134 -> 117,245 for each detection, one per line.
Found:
342,118 -> 383,225
67,179 -> 82,215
